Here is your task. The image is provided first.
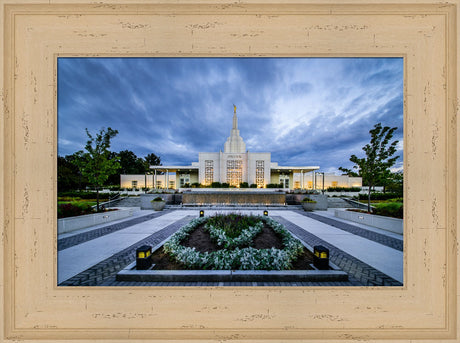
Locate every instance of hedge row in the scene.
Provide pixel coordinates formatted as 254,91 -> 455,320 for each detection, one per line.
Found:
358,192 -> 403,200
327,187 -> 362,192
58,191 -> 118,199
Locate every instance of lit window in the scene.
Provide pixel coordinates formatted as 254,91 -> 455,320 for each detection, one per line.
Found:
227,160 -> 242,186
205,160 -> 214,185
255,160 -> 264,187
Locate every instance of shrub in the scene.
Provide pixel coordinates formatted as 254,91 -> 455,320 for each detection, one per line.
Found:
302,197 -> 317,203
373,202 -> 403,218
327,186 -> 361,192
163,215 -> 304,270
206,213 -> 260,239
221,183 -> 230,188
358,192 -> 403,201
249,184 -> 258,188
211,182 -> 222,188
57,190 -> 116,200
239,182 -> 249,188
266,183 -> 282,188
58,202 -> 94,218
151,196 -> 164,202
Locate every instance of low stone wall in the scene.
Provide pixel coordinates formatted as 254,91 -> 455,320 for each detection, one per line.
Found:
334,209 -> 403,234
182,191 -> 286,205
58,208 -> 137,234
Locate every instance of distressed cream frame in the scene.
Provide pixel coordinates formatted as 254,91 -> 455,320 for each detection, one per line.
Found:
1,0 -> 459,342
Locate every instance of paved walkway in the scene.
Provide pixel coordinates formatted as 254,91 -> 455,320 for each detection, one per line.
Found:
58,208 -> 403,286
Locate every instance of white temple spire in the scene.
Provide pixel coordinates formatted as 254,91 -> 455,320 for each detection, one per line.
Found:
224,105 -> 246,153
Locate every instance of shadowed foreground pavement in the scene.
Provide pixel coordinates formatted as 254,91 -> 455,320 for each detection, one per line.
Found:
58,208 -> 403,287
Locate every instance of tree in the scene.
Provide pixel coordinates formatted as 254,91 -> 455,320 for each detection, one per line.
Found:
75,127 -> 120,211
385,170 -> 404,194
58,155 -> 87,192
118,150 -> 146,174
339,123 -> 399,212
144,153 -> 161,170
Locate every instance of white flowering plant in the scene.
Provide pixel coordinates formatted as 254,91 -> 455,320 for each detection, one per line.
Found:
163,214 -> 304,270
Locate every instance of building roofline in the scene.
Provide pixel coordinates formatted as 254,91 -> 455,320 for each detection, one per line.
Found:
270,166 -> 320,171
149,165 -> 199,171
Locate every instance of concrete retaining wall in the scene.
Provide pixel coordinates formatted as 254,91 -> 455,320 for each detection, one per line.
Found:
58,208 -> 136,234
308,194 -> 328,210
334,209 -> 403,234
182,191 -> 285,205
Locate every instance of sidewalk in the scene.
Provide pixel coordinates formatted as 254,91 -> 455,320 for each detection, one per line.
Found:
58,210 -> 193,283
57,208 -> 403,286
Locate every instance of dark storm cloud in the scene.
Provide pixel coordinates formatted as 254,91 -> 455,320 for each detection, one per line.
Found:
58,57 -> 403,173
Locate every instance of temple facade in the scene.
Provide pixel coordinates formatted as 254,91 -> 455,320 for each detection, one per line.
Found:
120,107 -> 361,190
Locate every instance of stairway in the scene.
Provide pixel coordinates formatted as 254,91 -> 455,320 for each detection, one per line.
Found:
108,196 -> 142,208
327,197 -> 354,208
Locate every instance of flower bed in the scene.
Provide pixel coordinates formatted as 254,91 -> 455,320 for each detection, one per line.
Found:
163,214 -> 304,270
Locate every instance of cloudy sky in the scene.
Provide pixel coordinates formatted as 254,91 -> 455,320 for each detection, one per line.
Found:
58,57 -> 403,174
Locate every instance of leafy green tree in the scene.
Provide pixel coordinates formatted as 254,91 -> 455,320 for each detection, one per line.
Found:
58,154 -> 88,191
385,171 -> 404,194
75,127 -> 120,211
118,150 -> 146,174
144,153 -> 161,169
339,123 -> 399,212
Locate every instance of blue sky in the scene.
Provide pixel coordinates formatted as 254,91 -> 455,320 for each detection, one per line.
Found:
58,57 -> 403,174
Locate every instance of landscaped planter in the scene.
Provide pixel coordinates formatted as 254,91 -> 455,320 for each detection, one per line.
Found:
151,200 -> 166,211
302,201 -> 316,211
334,209 -> 403,234
116,213 -> 348,282
58,208 -> 135,234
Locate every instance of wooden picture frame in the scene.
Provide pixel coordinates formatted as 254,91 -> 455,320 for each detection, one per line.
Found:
1,0 -> 458,341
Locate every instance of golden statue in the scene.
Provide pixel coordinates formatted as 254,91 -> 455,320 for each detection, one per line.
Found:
233,104 -> 236,113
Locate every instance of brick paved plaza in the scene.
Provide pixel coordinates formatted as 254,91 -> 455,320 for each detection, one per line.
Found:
58,207 -> 403,287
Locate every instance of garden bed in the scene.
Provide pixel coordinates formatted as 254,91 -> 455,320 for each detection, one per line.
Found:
116,214 -> 348,282
150,223 -> 315,270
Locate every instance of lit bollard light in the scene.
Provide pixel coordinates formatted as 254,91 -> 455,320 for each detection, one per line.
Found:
199,210 -> 204,217
263,210 -> 268,216
136,245 -> 153,270
313,245 -> 329,270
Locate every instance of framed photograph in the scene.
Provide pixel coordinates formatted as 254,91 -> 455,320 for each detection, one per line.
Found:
1,0 -> 458,341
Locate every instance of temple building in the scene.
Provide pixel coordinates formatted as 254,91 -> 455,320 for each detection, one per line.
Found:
120,106 -> 362,190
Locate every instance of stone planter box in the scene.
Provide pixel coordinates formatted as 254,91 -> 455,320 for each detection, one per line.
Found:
334,209 -> 403,234
301,202 -> 316,211
151,201 -> 166,211
58,208 -> 136,234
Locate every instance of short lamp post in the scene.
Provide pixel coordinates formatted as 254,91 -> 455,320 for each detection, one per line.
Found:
136,245 -> 153,270
313,245 -> 329,270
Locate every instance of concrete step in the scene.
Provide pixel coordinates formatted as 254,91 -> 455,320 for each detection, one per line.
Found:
327,198 -> 354,208
109,196 -> 142,207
